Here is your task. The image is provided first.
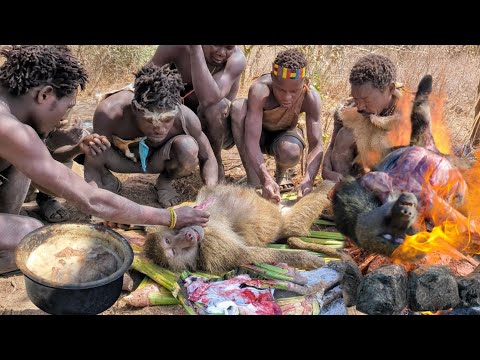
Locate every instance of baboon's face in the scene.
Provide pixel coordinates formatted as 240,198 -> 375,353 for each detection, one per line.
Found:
152,226 -> 201,271
351,81 -> 395,116
159,227 -> 201,258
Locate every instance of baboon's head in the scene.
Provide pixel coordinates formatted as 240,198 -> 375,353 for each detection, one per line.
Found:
145,225 -> 203,271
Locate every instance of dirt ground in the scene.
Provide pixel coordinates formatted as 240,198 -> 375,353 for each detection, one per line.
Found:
0,98 -> 310,315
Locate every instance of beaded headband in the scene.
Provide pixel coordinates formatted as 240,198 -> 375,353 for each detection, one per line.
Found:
272,63 -> 306,79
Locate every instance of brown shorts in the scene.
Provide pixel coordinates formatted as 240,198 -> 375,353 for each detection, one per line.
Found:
260,127 -> 305,156
160,134 -> 198,160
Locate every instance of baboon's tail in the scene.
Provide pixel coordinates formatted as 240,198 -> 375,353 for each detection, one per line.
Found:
410,74 -> 438,152
281,180 -> 335,238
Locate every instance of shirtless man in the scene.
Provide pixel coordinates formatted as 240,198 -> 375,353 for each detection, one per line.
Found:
0,45 -> 209,274
83,62 -> 218,207
25,118 -> 103,223
150,45 -> 246,181
230,48 -> 324,203
322,54 -> 406,182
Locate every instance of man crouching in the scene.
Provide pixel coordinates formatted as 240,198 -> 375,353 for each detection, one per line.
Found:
84,63 -> 218,207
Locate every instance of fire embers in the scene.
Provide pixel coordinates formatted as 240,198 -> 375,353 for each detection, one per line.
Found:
355,264 -> 480,315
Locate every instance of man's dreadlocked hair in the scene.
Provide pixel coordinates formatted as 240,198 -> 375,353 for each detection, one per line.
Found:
0,45 -> 88,97
274,48 -> 307,69
133,63 -> 184,112
349,54 -> 396,91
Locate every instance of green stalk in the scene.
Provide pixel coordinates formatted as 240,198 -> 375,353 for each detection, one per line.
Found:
267,244 -> 290,249
132,254 -> 181,296
300,237 -> 345,246
308,231 -> 345,240
240,264 -> 295,282
191,271 -> 222,279
245,278 -> 308,294
147,292 -> 180,306
313,219 -> 336,226
254,263 -> 291,275
176,293 -> 197,315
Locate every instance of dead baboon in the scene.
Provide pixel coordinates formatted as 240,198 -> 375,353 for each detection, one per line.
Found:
333,75 -> 469,256
145,182 -> 334,273
333,177 -> 418,255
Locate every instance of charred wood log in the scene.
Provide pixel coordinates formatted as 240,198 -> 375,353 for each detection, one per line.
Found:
457,273 -> 480,308
327,260 -> 363,306
356,264 -> 408,315
408,266 -> 460,311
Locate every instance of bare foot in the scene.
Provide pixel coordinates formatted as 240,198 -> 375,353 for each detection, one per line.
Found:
154,178 -> 182,207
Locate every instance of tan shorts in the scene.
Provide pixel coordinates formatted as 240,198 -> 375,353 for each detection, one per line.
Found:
260,127 -> 305,156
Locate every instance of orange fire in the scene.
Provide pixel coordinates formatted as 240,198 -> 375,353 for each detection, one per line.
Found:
390,92 -> 480,265
387,91 -> 412,148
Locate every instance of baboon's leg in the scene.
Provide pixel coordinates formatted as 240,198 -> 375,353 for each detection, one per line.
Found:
241,247 -> 324,270
281,180 -> 335,238
332,177 -> 381,242
410,74 -> 437,152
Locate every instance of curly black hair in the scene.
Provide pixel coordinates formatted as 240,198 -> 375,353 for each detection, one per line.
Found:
133,63 -> 184,112
0,45 -> 88,97
274,48 -> 307,69
349,54 -> 396,90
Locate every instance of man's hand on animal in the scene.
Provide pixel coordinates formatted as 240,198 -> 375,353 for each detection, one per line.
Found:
297,179 -> 314,198
262,177 -> 281,203
79,134 -> 111,157
174,206 -> 210,228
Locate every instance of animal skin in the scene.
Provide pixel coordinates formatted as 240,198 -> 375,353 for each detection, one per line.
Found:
336,89 -> 409,172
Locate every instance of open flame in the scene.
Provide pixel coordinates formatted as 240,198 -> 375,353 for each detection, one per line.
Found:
390,92 -> 480,266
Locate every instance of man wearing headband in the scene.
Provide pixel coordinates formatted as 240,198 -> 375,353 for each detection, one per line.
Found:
322,54 -> 406,183
149,45 -> 246,182
83,63 -> 218,207
230,48 -> 324,203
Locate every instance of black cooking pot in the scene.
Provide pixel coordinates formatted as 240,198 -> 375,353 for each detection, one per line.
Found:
15,223 -> 134,315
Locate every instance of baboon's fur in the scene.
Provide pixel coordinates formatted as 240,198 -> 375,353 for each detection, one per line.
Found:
335,89 -> 408,171
145,181 -> 334,274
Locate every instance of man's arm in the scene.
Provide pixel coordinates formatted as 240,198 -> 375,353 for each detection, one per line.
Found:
0,117 -> 209,227
299,88 -> 323,197
182,106 -> 218,186
244,84 -> 280,202
92,100 -> 118,141
189,46 -> 246,108
322,107 -> 346,182
149,45 -> 179,67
